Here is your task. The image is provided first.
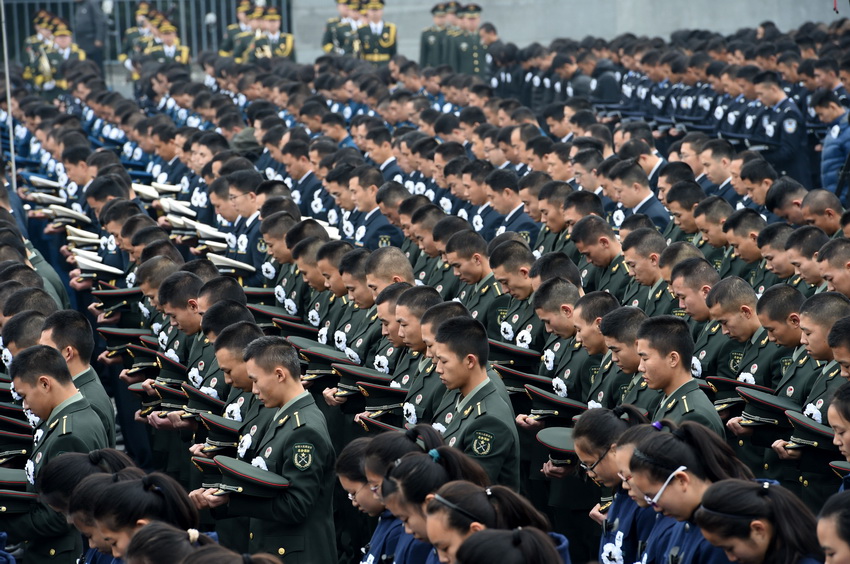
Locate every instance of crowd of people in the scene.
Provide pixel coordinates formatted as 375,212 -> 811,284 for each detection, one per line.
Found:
2,2 -> 850,564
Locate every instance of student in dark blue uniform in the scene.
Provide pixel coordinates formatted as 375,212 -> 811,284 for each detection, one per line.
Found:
226,169 -> 266,286
281,140 -> 329,220
366,126 -> 406,184
573,406 -> 655,564
752,71 -> 810,185
349,165 -> 404,250
461,160 -> 504,242
695,479 -> 823,564
485,168 -> 539,245
609,159 -> 670,231
628,420 -> 754,564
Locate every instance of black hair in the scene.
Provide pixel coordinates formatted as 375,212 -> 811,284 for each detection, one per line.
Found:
455,528 -> 563,564
636,315 -> 694,364
336,437 -> 372,483
599,307 -> 648,344
41,309 -> 95,361
434,317 -> 488,367
242,336 -> 300,380
38,449 -> 136,512
125,521 -> 216,564
363,425 -> 444,478
213,321 -> 264,354
756,284 -> 804,322
425,481 -> 550,533
2,288 -> 57,318
91,471 -> 199,531
198,276 -> 247,305
384,448 -> 490,506
158,271 -> 203,308
201,300 -> 255,336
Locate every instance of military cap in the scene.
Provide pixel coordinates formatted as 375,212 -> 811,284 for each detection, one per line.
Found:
737,388 -> 799,427
524,384 -> 588,426
248,304 -> 298,330
431,3 -> 446,14
0,415 -> 33,436
152,382 -> 188,412
125,344 -> 161,379
92,288 -> 144,319
359,413 -> 404,433
159,21 -> 177,34
0,402 -> 24,421
332,364 -> 392,397
135,2 -> 150,16
97,328 -> 151,356
214,455 -> 290,497
207,253 -> 257,278
53,25 -> 71,37
74,255 -> 124,280
66,226 -> 100,242
156,350 -> 188,376
236,0 -> 253,13
830,460 -> 850,478
138,334 -> 160,349
243,286 -> 276,306
0,468 -> 29,492
491,365 -> 552,413
273,318 -> 320,340
706,376 -> 772,412
182,384 -> 227,416
356,381 -> 407,418
299,347 -> 354,387
0,429 -> 34,457
785,410 -> 838,452
536,426 -> 580,468
48,204 -> 90,225
191,455 -> 222,489
286,336 -> 321,352
264,6 -> 281,20
249,6 -> 265,19
198,412 -> 241,455
463,3 -> 482,16
0,490 -> 39,514
444,1 -> 459,12
488,339 -> 542,373
363,0 -> 384,9
0,384 -> 14,404
128,382 -> 161,416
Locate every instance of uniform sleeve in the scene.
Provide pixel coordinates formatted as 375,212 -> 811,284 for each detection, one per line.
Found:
227,426 -> 333,524
461,414 -> 518,487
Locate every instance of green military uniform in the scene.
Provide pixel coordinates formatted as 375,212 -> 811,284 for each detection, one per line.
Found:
693,320 -> 742,379
231,30 -> 257,63
729,327 -> 794,390
220,22 -> 245,56
585,351 -> 632,408
643,280 -> 678,317
412,253 -> 435,286
743,259 -> 781,297
653,379 -> 725,436
404,356 -> 444,425
72,366 -> 116,447
224,392 -> 337,562
420,23 -> 445,68
549,336 -> 600,401
357,20 -> 397,66
147,43 -> 191,64
801,359 -> 843,424
187,334 -> 229,401
119,26 -> 143,63
440,378 -> 520,489
533,226 -> 562,257
274,262 -> 312,322
390,348 -> 421,388
326,299 -> 367,353
401,237 -> 422,269
718,247 -> 750,279
622,277 -> 649,310
499,295 -> 546,352
619,372 -> 663,413
562,234 -> 583,266
427,258 -> 462,300
458,272 -> 510,339
785,275 -> 817,298
591,253 -> 631,303
340,305 -> 382,367
38,43 -> 86,94
694,233 -> 725,270
303,288 -> 333,329
661,221 -> 690,245
2,393 -> 108,564
370,337 -> 401,375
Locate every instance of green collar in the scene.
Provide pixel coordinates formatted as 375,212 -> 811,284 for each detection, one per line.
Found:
273,390 -> 310,421
48,391 -> 84,427
456,376 -> 490,413
474,272 -> 494,294
749,326 -> 766,346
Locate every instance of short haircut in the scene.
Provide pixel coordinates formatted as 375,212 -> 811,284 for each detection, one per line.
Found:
600,307 -> 648,343
338,248 -> 370,279
445,230 -> 488,259
529,252 -> 581,288
316,240 -> 355,268
214,321 -> 265,354
198,277 -> 247,306
756,222 -> 793,249
764,177 -> 807,212
784,226 -> 828,257
532,277 -> 580,312
705,276 -> 757,310
563,191 -> 604,216
670,257 -> 720,289
658,162 -> 696,186
484,169 -> 519,193
375,282 -> 413,308
570,215 -> 616,246
157,272 -> 203,308
756,284 -> 804,322
421,301 -> 471,328
136,256 -> 180,288
666,181 -> 706,208
574,291 -> 620,321
10,344 -> 72,385
41,310 -> 95,361
489,240 -> 536,271
432,217 -> 472,244
636,316 -> 694,362
3,288 -> 57,317
802,189 -> 844,215
828,316 -> 850,349
363,247 -> 415,283
799,292 -> 850,328
260,211 -> 298,240
434,317 -> 488,367
739,159 -> 778,183
201,300 -> 255,336
227,169 -> 263,195
291,237 -> 327,266
395,286 -> 442,319
621,228 -> 667,257
284,219 -> 330,250
722,208 -> 766,236
243,336 -> 301,379
3,310 -> 46,350
657,242 -> 704,270
693,195 -> 734,223
818,238 -> 850,266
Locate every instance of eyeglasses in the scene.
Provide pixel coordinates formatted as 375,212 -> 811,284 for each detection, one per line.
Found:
617,471 -> 632,483
368,482 -> 381,495
643,465 -> 687,508
579,445 -> 611,474
228,192 -> 249,201
347,483 -> 367,501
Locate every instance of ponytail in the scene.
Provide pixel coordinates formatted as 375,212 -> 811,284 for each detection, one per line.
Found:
384,447 -> 489,505
426,481 -> 550,534
573,405 -> 648,454
37,448 -> 137,512
363,424 -> 443,477
92,471 -> 199,532
696,479 -> 822,564
68,467 -> 146,523
630,420 -> 753,483
124,521 -> 215,564
455,527 -> 562,564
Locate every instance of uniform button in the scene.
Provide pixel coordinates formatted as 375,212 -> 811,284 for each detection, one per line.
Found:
49,549 -> 56,556
798,476 -> 803,483
763,464 -> 769,470
278,548 -> 286,556
250,533 -> 254,540
803,480 -> 809,487
738,440 -> 744,447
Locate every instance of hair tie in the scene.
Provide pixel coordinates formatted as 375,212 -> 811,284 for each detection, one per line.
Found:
619,412 -> 631,422
428,449 -> 440,462
485,488 -> 492,497
187,529 -> 199,544
651,421 -> 663,430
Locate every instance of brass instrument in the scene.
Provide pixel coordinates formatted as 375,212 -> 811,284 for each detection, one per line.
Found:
37,45 -> 53,85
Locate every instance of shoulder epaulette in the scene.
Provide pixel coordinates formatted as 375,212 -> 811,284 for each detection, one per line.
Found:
291,411 -> 305,428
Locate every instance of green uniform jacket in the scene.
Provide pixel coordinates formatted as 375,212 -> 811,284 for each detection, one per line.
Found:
643,280 -> 678,317
695,234 -> 725,271
227,393 -> 336,563
653,379 -> 725,437
594,254 -> 631,303
772,347 -> 822,406
371,337 -> 402,375
275,262 -> 312,321
747,259 -> 781,296
549,336 -> 600,401
730,327 -> 793,390
390,348 -> 421,388
499,295 -> 546,351
357,22 -> 397,66
619,372 -> 663,414
420,25 -> 444,67
219,22 -> 243,55
248,33 -> 296,62
406,358 -> 445,425
458,272 -> 510,339
801,360 -> 843,424
74,366 -> 116,447
622,278 -> 649,310
533,226 -> 561,257
427,258 -> 462,300
441,379 -> 520,489
3,394 -> 108,564
188,334 -> 229,401
785,275 -> 817,298
586,351 -> 632,408
449,30 -> 485,76
693,320 -> 742,379
718,247 -> 749,279
661,221 -> 690,245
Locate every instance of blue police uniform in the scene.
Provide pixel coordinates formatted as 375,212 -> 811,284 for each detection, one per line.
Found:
664,520 -> 729,564
392,532 -> 433,564
471,203 -> 504,242
495,204 -> 540,245
756,97 -> 809,185
361,510 -> 404,564
353,207 -> 404,250
599,492 -> 657,564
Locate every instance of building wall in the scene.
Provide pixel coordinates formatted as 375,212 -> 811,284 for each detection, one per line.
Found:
291,0 -> 844,64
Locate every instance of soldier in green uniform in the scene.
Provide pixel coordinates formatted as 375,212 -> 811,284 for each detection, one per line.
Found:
357,0 -> 397,67
146,21 -> 190,64
663,179 -> 706,247
420,3 -> 446,68
801,189 -> 845,239
200,337 -> 337,562
444,230 -> 510,338
534,182 -> 572,257
322,0 -> 357,55
37,24 -> 86,96
670,258 -> 743,379
693,196 -> 747,277
119,2 -> 151,79
247,7 -> 295,62
373,282 -> 416,384
786,226 -> 831,295
571,215 -> 632,303
621,228 -> 678,316
409,206 -> 460,300
262,213 -> 318,321
491,241 -> 546,351
230,7 -> 264,64
817,238 -> 850,297
448,4 -> 485,77
39,311 -> 116,447
757,223 -> 816,298
657,167 -> 700,246
432,317 -> 520,489
219,0 -> 252,56
637,316 -> 725,436
723,209 -> 781,297
2,346 -> 109,564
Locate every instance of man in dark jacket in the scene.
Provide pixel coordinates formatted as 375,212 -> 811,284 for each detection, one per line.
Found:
74,0 -> 107,70
813,88 -> 850,204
